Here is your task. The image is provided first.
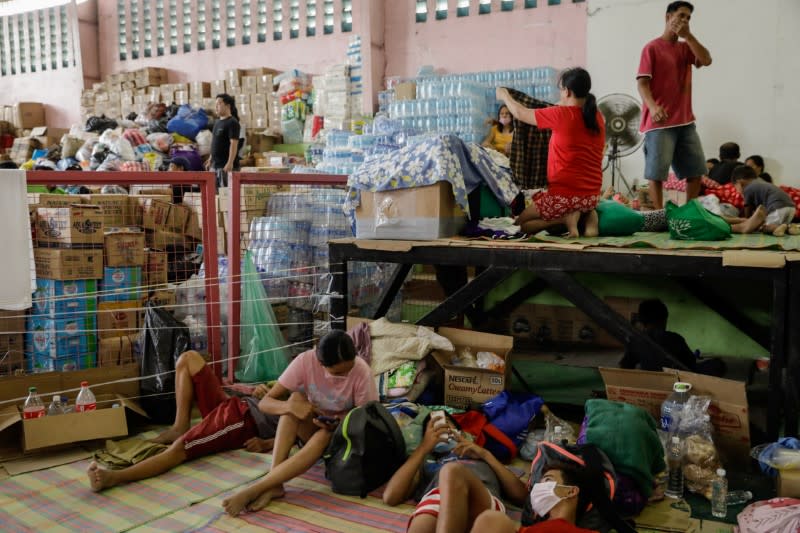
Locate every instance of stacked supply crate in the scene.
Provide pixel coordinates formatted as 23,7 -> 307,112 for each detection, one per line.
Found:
29,196 -> 104,372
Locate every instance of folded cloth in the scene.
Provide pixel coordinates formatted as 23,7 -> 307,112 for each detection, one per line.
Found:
583,399 -> 666,497
93,437 -> 168,470
370,337 -> 433,375
477,217 -> 521,235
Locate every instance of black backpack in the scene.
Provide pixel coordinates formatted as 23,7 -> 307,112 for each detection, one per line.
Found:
323,401 -> 407,498
522,441 -> 636,533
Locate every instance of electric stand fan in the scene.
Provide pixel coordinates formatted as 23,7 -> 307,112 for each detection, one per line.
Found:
597,93 -> 645,193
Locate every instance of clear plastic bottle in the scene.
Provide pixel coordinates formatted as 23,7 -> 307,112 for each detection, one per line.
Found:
75,381 -> 97,412
665,436 -> 685,499
23,387 -> 46,419
550,425 -> 564,444
61,396 -> 72,414
711,468 -> 728,518
727,489 -> 752,506
431,411 -> 456,454
661,382 -> 692,433
47,395 -> 65,416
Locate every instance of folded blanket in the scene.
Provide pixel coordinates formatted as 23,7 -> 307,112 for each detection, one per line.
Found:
371,337 -> 433,375
583,399 -> 666,497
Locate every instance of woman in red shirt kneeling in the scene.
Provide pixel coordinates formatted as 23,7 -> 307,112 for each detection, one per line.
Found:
497,68 -> 605,238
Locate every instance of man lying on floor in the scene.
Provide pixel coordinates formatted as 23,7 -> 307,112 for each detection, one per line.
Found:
87,349 -> 279,491
88,329 -> 377,507
382,414 -> 528,533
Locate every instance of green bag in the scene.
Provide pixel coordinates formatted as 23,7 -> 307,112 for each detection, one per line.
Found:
666,199 -> 731,241
596,199 -> 645,236
235,251 -> 290,383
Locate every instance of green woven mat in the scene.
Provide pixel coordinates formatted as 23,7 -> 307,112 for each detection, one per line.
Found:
529,231 -> 800,251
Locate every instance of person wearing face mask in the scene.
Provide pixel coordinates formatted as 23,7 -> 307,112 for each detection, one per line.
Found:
383,414 -> 529,533
482,104 -> 515,156
221,329 -> 378,516
469,465 -> 598,533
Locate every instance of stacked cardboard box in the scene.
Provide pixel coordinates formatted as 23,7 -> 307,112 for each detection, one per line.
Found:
28,203 -> 104,372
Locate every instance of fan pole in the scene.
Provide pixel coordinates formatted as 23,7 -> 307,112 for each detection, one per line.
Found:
608,138 -> 633,193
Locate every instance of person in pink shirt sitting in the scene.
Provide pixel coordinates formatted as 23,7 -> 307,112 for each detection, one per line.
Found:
637,1 -> 712,209
222,329 -> 378,516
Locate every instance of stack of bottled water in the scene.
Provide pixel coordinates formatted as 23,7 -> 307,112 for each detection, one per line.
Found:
386,66 -> 560,143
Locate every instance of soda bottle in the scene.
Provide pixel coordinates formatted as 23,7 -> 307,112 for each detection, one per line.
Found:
47,395 -> 65,416
711,468 -> 728,518
665,436 -> 685,499
75,381 -> 97,412
550,426 -> 564,444
23,387 -> 46,419
660,382 -> 692,433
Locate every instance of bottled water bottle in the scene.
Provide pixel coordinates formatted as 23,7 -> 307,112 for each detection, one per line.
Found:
549,425 -> 564,444
711,468 -> 728,518
665,436 -> 685,499
431,411 -> 457,454
23,387 -> 46,419
47,395 -> 65,416
661,382 -> 692,433
75,381 -> 97,412
726,490 -> 752,506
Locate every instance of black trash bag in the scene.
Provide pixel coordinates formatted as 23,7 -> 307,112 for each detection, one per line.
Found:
147,118 -> 169,134
140,302 -> 190,424
164,103 -> 180,120
85,115 -> 118,133
126,112 -> 138,121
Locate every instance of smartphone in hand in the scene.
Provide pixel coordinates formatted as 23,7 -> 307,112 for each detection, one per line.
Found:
315,415 -> 339,426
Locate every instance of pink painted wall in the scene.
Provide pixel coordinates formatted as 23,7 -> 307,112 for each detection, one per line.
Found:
96,2 -> 356,84
384,0 -> 587,79
0,67 -> 84,128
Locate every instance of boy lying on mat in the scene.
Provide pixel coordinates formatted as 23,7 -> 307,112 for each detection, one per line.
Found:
88,329 -> 377,517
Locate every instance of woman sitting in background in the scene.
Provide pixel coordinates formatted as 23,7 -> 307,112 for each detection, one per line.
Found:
482,104 -> 515,156
745,154 -> 773,183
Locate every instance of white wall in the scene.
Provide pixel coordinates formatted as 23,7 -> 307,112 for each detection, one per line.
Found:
587,0 -> 800,188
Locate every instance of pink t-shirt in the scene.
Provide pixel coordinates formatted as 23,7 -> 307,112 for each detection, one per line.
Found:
278,349 -> 378,417
637,38 -> 697,133
534,106 -> 605,197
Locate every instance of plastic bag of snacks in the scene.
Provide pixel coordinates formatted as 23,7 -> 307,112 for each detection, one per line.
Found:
477,351 -> 505,372
677,396 -> 721,498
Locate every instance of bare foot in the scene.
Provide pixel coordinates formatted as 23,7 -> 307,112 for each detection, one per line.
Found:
87,461 -> 117,492
244,437 -> 275,453
772,224 -> 788,237
223,489 -> 258,517
734,205 -> 767,234
789,224 -> 800,236
564,211 -> 580,238
149,424 -> 190,445
247,486 -> 286,512
583,210 -> 599,238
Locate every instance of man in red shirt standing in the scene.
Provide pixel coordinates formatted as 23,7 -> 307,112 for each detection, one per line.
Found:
637,1 -> 712,209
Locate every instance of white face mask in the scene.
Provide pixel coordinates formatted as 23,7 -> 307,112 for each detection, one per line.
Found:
530,481 -> 568,517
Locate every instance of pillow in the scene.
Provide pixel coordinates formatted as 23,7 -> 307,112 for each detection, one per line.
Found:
596,199 -> 645,236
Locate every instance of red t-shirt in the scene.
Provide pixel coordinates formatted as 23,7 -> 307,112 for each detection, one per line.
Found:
533,106 -> 605,197
519,518 -> 598,533
637,38 -> 698,133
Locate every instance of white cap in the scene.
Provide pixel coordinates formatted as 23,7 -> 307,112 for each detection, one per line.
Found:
52,395 -> 60,402
554,425 -> 562,432
717,468 -> 726,477
671,436 -> 680,444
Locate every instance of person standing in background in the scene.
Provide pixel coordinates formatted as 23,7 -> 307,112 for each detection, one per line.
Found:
206,93 -> 241,188
637,1 -> 712,209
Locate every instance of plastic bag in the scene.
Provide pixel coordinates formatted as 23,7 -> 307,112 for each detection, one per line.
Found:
752,437 -> 800,476
140,303 -> 190,424
196,129 -> 212,156
147,132 -> 174,153
666,199 -> 731,241
477,351 -> 505,372
75,139 -> 96,162
451,346 -> 477,367
235,251 -> 290,383
483,391 -> 544,446
60,135 -> 84,158
85,115 -> 118,133
676,396 -> 721,498
543,405 -> 577,444
167,105 -> 209,141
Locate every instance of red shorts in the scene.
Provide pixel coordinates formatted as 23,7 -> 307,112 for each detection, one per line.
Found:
182,365 -> 257,460
533,191 -> 600,221
409,487 -> 505,526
